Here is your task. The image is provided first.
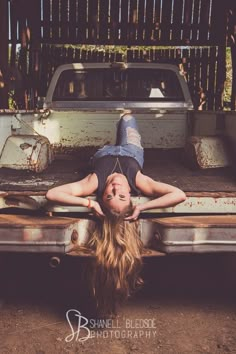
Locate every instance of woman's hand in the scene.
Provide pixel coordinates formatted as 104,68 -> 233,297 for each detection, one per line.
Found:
124,205 -> 141,221
90,200 -> 105,219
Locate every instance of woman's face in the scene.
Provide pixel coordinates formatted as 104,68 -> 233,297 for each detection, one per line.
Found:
102,173 -> 131,212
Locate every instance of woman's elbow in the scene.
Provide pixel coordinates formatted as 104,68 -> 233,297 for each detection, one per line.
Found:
178,190 -> 187,203
45,189 -> 57,201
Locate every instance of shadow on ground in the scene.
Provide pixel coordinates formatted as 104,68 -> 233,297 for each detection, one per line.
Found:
0,253 -> 236,317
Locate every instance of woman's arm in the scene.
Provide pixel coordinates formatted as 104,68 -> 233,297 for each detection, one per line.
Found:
125,172 -> 186,221
45,173 -> 104,216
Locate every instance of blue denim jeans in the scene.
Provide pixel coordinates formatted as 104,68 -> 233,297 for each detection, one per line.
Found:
93,114 -> 144,168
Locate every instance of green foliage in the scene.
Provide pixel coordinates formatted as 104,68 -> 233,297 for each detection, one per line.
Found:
224,47 -> 232,106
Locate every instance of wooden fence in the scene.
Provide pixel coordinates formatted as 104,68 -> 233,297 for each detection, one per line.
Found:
2,0 -> 235,110
8,0 -> 226,47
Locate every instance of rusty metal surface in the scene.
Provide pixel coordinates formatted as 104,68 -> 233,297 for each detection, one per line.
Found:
143,149 -> 236,192
1,148 -> 236,214
152,215 -> 236,227
184,136 -> 231,169
1,213 -> 236,255
0,149 -> 236,192
0,135 -> 53,173
185,192 -> 236,197
0,214 -> 166,255
0,214 -> 78,228
149,216 -> 236,254
0,215 -> 95,253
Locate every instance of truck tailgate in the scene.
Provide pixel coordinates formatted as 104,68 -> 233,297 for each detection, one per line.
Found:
1,214 -> 236,255
151,215 -> 236,253
0,215 -> 95,253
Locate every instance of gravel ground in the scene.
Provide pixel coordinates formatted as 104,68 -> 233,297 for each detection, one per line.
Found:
0,253 -> 236,354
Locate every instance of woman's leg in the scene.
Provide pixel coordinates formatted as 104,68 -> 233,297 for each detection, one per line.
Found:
115,113 -> 143,148
93,113 -> 144,168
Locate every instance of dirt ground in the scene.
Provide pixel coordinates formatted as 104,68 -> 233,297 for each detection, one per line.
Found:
0,253 -> 236,354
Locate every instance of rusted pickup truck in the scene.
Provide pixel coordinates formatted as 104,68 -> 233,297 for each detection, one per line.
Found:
0,62 -> 236,260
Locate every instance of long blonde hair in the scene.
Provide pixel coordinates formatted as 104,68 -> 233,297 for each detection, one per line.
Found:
86,207 -> 143,316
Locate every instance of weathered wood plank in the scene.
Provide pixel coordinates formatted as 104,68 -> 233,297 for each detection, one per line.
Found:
77,0 -> 87,42
120,0 -> 129,43
172,0 -> 184,44
87,0 -> 98,42
61,0 -> 69,41
210,1 -> 227,45
182,0 -> 193,44
99,0 -> 109,43
195,48 -> 201,107
128,0 -> 138,42
9,0 -> 17,66
6,0 -> 230,47
69,0 -> 77,40
188,48 -> 197,108
160,0 -> 172,43
42,0 -> 51,41
198,0 -> 211,43
181,48 -> 190,82
207,47 -> 217,110
110,0 -> 120,43
200,48 -> 209,110
52,0 -> 60,41
191,0 -> 200,44
145,0 -> 154,42
137,0 -> 145,43
0,0 -> 9,108
152,0 -> 161,42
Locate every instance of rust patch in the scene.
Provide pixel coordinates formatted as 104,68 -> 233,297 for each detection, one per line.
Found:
71,229 -> 78,244
23,229 -> 43,241
20,143 -> 32,150
5,196 -> 38,208
0,192 -> 9,197
152,215 -> 236,228
186,192 -> 236,198
0,214 -> 79,229
141,248 -> 166,257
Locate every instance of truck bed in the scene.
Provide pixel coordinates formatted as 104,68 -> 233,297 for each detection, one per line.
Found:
1,149 -> 236,194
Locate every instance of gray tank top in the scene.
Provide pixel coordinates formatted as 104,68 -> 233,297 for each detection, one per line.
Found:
92,155 -> 141,197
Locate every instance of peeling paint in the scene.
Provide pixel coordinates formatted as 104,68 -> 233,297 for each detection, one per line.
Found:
20,143 -> 32,150
186,136 -> 231,169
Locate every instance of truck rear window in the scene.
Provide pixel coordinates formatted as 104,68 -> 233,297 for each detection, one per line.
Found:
52,68 -> 184,101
